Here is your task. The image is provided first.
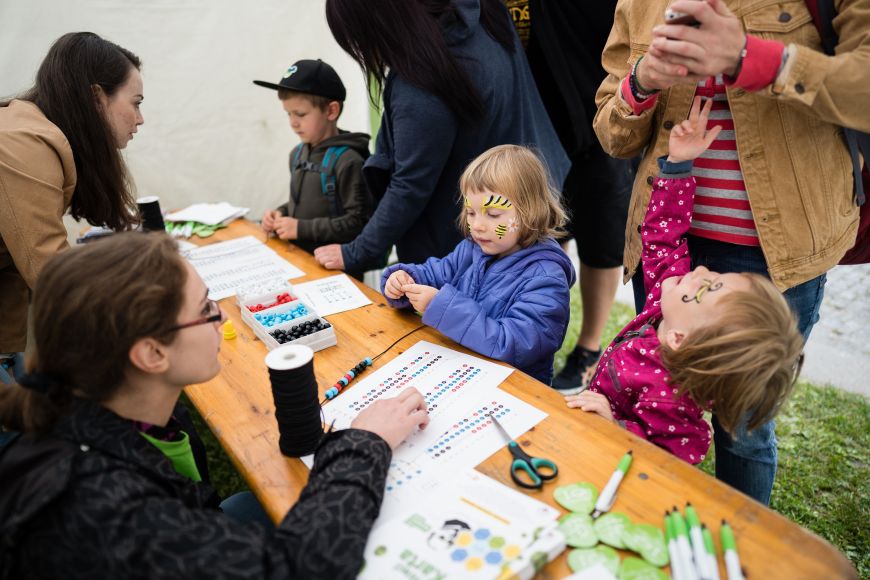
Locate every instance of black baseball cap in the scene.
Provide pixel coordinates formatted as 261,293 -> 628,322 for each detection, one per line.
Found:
253,59 -> 346,102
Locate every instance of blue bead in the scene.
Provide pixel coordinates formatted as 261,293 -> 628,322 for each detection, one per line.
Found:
364,357 -> 372,366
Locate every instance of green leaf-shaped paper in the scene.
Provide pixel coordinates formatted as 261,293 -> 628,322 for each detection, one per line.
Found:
558,513 -> 598,548
622,523 -> 669,567
553,482 -> 599,514
618,556 -> 668,580
567,546 -> 620,575
594,512 -> 631,549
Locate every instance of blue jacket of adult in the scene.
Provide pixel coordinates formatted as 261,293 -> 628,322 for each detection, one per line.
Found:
381,238 -> 576,385
342,0 -> 569,271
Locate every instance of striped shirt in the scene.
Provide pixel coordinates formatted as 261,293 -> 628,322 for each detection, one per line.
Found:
689,75 -> 759,246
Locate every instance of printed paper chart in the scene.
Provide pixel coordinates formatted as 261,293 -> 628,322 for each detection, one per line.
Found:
307,341 -> 547,523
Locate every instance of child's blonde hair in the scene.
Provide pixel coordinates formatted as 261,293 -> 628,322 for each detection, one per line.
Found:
458,144 -> 567,247
660,274 -> 804,433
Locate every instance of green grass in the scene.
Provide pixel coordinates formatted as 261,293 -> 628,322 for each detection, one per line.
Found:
190,286 -> 870,577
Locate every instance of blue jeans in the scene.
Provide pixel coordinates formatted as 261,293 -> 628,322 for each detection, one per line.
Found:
632,236 -> 825,505
220,491 -> 274,528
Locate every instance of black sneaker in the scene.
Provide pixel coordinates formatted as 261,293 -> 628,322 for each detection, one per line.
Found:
552,345 -> 601,396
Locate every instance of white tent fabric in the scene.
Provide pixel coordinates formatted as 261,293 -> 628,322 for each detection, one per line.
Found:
0,0 -> 371,231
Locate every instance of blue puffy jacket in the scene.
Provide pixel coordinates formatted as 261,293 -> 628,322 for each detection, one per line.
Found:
381,238 -> 575,385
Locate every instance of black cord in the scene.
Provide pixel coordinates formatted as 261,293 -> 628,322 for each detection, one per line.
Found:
372,325 -> 426,362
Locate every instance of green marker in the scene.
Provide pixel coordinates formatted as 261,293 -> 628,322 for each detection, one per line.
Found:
665,511 -> 687,580
686,503 -> 710,579
702,524 -> 721,580
720,520 -> 745,580
592,450 -> 632,518
672,507 -> 698,580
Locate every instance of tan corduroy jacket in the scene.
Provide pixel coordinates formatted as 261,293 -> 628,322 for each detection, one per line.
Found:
594,0 -> 867,291
0,100 -> 76,352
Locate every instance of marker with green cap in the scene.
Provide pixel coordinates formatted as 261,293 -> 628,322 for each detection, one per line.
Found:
666,511 -> 687,580
672,506 -> 699,580
686,503 -> 711,580
592,450 -> 633,518
702,524 -> 721,580
720,520 -> 745,580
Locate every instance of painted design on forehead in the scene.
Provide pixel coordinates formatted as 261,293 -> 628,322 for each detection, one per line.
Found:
681,279 -> 723,304
495,224 -> 508,239
481,195 -> 513,210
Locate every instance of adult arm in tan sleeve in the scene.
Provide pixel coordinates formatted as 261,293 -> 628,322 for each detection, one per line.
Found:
0,128 -> 74,289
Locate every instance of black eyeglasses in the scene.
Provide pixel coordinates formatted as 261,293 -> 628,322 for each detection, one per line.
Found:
169,299 -> 223,331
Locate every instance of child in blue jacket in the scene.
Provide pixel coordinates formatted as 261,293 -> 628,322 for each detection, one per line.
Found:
382,144 -> 575,385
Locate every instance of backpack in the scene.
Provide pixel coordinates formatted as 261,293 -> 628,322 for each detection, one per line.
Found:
290,144 -> 351,219
807,0 -> 870,264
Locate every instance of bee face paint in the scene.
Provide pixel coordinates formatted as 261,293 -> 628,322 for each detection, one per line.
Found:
463,190 -> 522,258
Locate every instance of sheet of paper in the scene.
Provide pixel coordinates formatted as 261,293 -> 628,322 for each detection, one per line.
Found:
183,236 -> 305,300
360,469 -> 563,580
304,341 -> 547,524
293,274 -> 372,317
165,202 -> 249,226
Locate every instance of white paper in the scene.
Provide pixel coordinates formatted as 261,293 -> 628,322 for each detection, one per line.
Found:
305,342 -> 548,525
292,274 -> 372,317
360,469 -> 562,580
183,236 -> 305,300
165,202 -> 250,226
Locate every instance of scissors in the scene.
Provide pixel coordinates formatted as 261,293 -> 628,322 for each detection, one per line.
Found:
489,412 -> 558,490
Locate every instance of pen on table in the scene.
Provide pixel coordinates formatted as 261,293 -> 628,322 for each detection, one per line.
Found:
702,524 -> 721,580
720,520 -> 745,580
666,510 -> 687,580
591,449 -> 632,518
672,506 -> 699,580
686,503 -> 712,580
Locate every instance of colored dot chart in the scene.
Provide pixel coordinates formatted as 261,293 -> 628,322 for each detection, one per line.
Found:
311,341 -> 548,526
449,527 -> 523,571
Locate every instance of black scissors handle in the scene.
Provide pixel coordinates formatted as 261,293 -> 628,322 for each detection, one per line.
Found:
507,441 -> 559,489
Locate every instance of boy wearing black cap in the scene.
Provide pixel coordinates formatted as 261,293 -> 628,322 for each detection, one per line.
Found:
255,59 -> 372,260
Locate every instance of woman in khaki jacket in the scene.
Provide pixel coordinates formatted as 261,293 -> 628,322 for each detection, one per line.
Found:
0,32 -> 144,379
593,0 -> 867,505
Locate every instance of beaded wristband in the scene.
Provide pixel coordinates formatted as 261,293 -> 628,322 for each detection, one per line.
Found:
630,56 -> 659,101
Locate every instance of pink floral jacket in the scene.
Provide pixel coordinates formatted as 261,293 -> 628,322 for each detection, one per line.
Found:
588,158 -> 711,464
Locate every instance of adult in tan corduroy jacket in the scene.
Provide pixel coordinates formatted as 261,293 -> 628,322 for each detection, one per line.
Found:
593,0 -> 868,505
0,32 -> 143,362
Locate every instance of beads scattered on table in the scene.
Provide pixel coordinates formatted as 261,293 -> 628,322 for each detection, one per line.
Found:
254,304 -> 309,327
270,320 -> 332,344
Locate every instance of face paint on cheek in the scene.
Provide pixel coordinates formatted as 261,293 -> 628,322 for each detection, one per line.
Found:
506,218 -> 518,233
495,224 -> 507,239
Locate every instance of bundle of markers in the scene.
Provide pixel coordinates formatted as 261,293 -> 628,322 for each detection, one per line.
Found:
665,505 -> 744,580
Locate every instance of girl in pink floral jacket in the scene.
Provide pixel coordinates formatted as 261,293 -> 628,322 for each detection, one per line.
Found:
567,98 -> 804,464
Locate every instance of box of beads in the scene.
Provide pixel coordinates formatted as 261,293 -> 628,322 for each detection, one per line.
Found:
242,298 -> 310,333
260,316 -> 336,352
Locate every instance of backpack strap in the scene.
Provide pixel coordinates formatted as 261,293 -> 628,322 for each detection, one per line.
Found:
320,146 -> 349,218
806,0 -> 866,205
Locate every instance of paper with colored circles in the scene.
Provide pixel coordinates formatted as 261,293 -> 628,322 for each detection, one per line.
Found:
303,341 -> 547,525
360,469 -> 563,579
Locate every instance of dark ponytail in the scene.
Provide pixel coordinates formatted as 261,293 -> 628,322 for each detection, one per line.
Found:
326,0 -> 515,123
4,32 -> 141,230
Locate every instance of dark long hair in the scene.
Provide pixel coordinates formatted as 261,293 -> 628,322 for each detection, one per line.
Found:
3,32 -> 141,230
325,0 -> 515,123
0,233 -> 187,434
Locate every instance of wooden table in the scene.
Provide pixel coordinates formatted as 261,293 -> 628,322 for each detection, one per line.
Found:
185,220 -> 855,579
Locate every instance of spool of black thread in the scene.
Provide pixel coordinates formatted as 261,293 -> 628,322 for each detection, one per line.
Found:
137,196 -> 166,232
264,344 -> 324,457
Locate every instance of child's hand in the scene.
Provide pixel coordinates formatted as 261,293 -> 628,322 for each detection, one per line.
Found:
667,96 -> 722,163
261,210 -> 282,233
385,270 -> 415,300
566,391 -> 615,423
402,284 -> 438,314
274,217 -> 299,240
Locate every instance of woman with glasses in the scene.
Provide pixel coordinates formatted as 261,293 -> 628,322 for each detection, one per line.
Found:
0,232 -> 429,579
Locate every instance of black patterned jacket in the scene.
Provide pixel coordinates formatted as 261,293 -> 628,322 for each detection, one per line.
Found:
0,400 -> 391,579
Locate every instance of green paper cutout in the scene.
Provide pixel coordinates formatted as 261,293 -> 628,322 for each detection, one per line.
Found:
559,513 -> 598,548
594,512 -> 632,549
567,546 -> 620,575
622,523 -> 669,567
618,556 -> 669,580
553,482 -> 599,514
